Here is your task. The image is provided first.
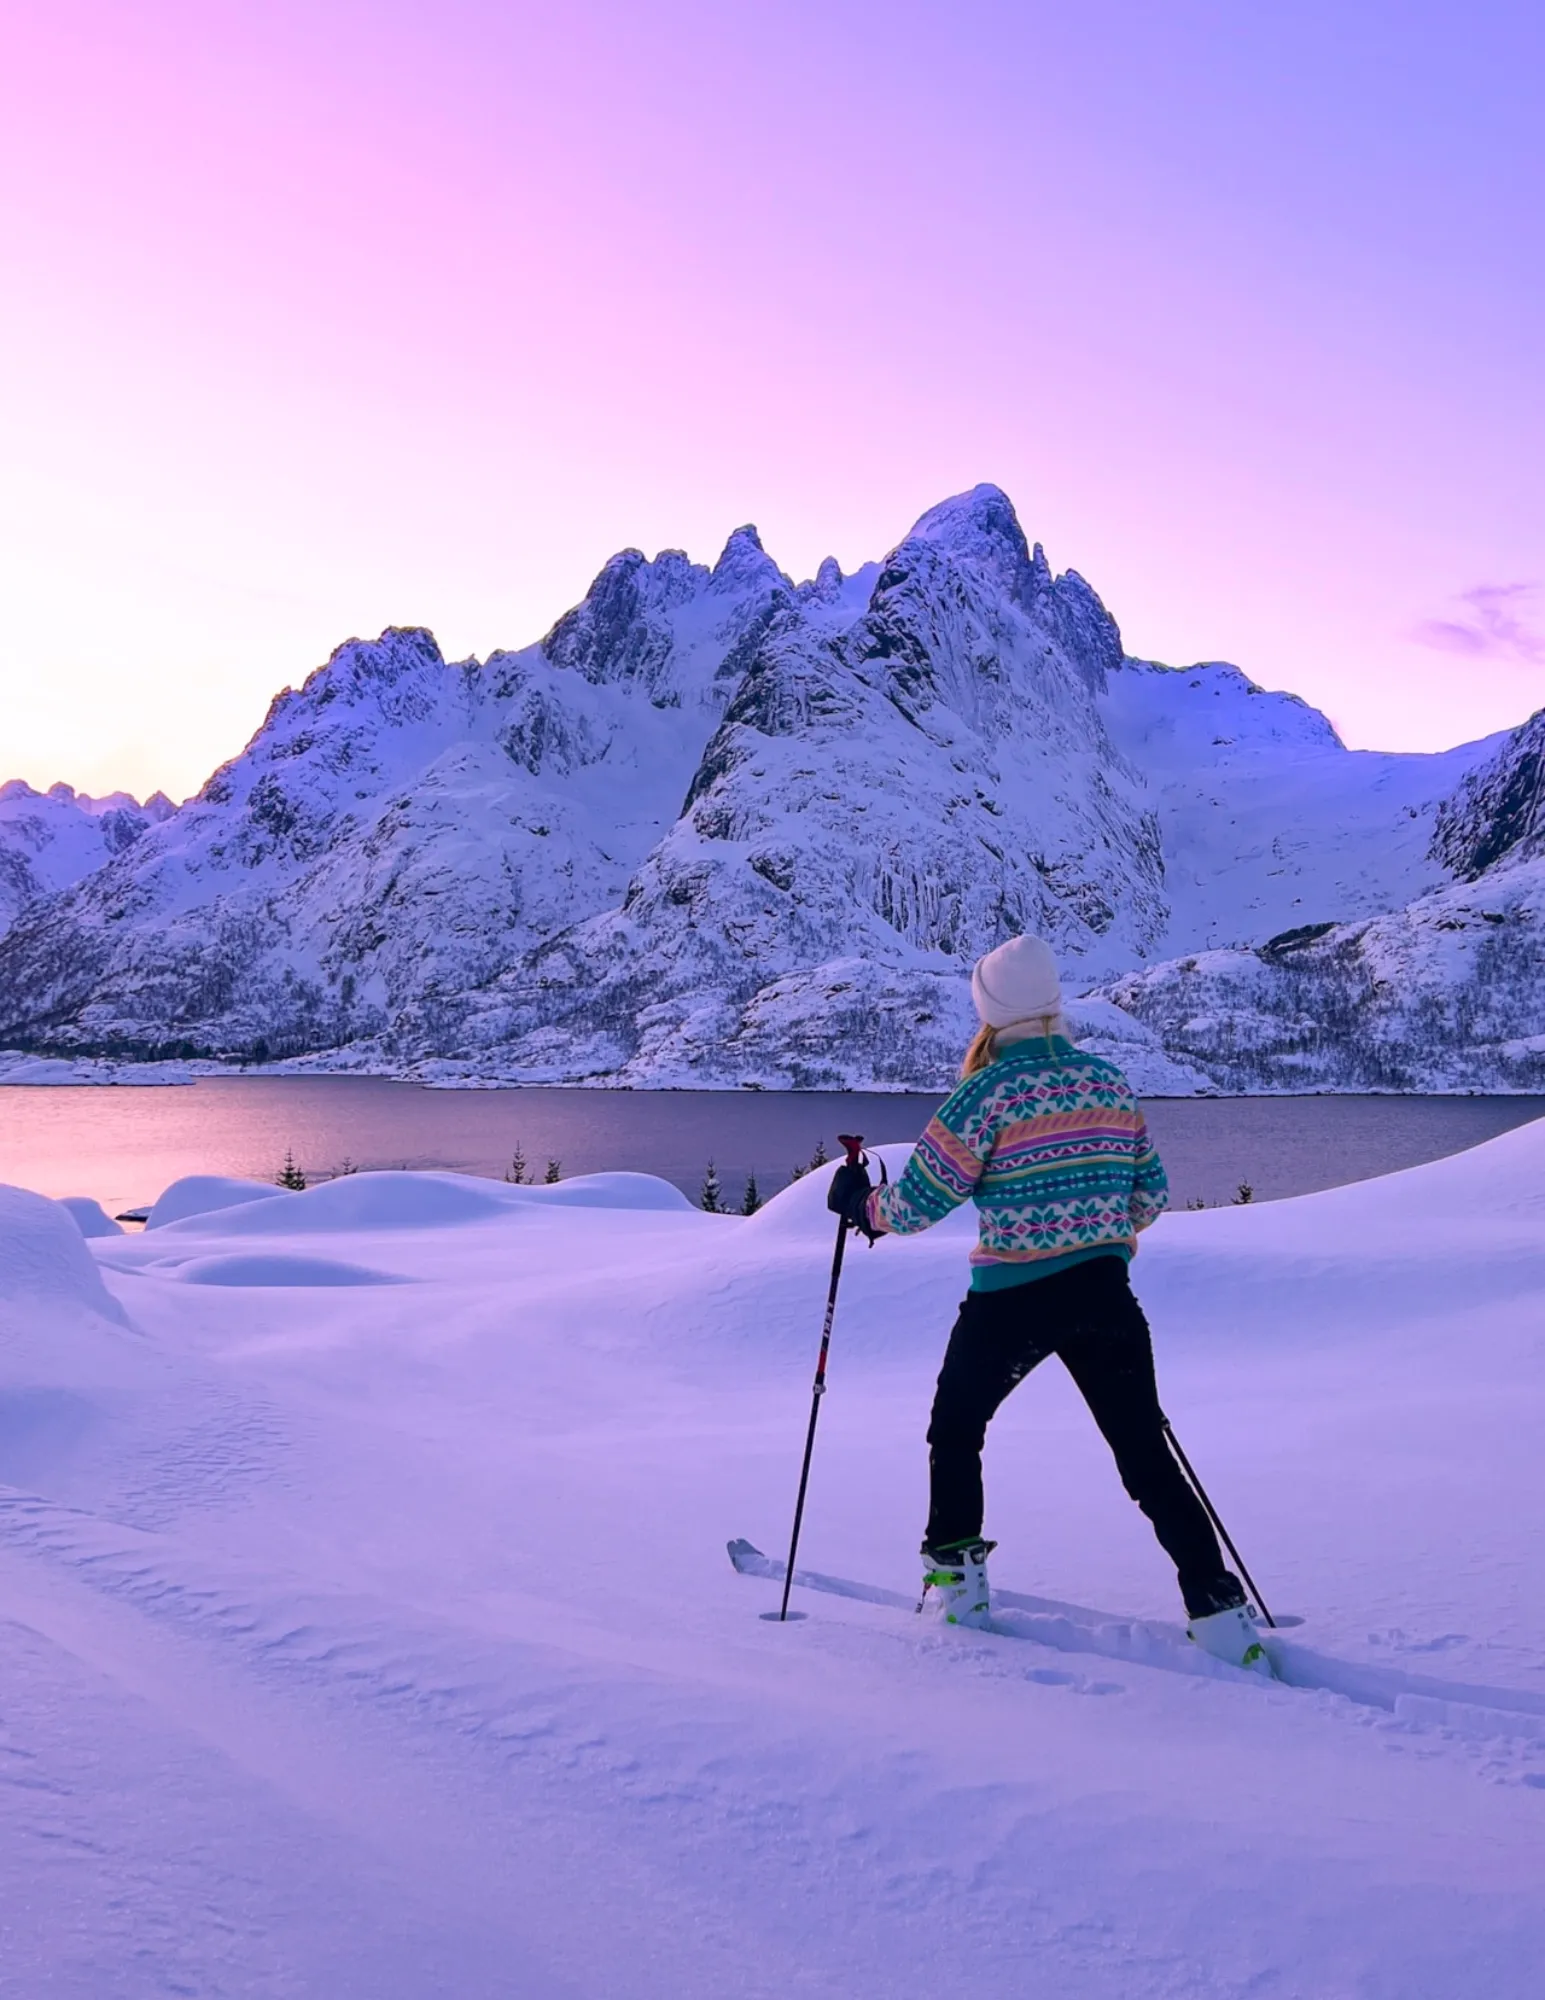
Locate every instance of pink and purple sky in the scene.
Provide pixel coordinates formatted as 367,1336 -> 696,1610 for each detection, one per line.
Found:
2,0 -> 1541,799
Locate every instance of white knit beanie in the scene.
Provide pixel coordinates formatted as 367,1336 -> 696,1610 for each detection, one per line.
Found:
970,935 -> 1062,1029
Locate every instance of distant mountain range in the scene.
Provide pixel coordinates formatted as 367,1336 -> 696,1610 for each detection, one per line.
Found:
1,486 -> 1539,1092
0,781 -> 174,940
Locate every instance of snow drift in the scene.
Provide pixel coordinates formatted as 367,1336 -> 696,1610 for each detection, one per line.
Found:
0,1183 -> 130,1329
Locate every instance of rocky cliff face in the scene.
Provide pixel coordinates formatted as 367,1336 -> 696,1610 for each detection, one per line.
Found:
0,486 -> 1527,1089
1430,707 -> 1545,881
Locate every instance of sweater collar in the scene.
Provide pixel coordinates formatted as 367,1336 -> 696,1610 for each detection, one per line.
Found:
994,1030 -> 1076,1059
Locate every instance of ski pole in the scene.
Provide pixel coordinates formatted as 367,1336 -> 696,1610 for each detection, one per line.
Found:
777,1134 -> 867,1622
1162,1417 -> 1276,1628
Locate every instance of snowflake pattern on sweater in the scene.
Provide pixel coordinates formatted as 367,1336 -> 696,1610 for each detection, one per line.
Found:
867,1037 -> 1168,1281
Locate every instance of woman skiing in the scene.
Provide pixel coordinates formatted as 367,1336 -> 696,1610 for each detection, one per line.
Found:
827,934 -> 1268,1670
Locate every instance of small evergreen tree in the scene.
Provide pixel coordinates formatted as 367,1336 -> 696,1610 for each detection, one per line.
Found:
788,1160 -> 807,1183
808,1138 -> 829,1171
276,1148 -> 307,1191
740,1174 -> 762,1216
1232,1180 -> 1255,1205
1185,1195 -> 1208,1210
544,1157 -> 562,1183
700,1159 -> 723,1212
505,1143 -> 528,1184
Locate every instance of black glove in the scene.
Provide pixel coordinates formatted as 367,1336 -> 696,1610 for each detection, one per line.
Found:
827,1160 -> 880,1241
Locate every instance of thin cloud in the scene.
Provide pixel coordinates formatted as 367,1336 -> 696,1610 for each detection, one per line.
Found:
1413,583 -> 1545,663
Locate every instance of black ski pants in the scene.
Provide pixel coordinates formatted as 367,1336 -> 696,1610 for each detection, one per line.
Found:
925,1255 -> 1232,1617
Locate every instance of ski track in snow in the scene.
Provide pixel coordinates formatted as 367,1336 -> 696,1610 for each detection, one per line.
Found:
2,1137 -> 1544,1996
729,1541 -> 1545,1744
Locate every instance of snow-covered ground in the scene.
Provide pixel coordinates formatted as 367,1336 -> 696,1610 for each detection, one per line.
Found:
3,1119 -> 1543,1996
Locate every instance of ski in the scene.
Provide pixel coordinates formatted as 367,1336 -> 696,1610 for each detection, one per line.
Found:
731,1537 -> 1545,1740
728,1537 -> 1286,1682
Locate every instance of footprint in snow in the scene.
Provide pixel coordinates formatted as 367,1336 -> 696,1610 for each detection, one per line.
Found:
1024,1667 -> 1123,1697
1368,1629 -> 1470,1654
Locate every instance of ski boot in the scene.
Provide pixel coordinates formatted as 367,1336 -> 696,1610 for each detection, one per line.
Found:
1186,1576 -> 1274,1677
919,1538 -> 996,1630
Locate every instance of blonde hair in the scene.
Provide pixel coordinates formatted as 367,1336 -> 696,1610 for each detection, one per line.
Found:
960,1013 -> 1067,1078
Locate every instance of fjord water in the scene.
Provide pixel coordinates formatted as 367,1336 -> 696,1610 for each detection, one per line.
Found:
1,1079 -> 1541,1219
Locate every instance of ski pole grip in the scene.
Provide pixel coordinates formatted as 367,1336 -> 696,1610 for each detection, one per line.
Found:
837,1133 -> 865,1166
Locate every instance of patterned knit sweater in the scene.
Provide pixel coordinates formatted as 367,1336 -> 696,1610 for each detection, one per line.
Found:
866,1037 -> 1169,1290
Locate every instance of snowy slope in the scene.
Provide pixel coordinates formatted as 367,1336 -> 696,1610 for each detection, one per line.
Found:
1103,658 -> 1504,954
0,780 -> 173,939
1100,709 -> 1545,1091
0,485 -> 1523,1087
2,1120 -> 1544,1995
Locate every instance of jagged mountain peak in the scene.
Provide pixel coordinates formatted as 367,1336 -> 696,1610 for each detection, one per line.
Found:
872,489 -> 1122,687
848,496 -> 1124,725
805,556 -> 844,600
538,531 -> 788,705
710,523 -> 790,597
270,626 -> 453,729
0,779 -> 177,820
329,626 -> 446,676
0,778 -> 173,941
279,625 -> 448,722
1,777 -> 172,823
541,545 -> 717,690
1,779 -> 57,805
902,483 -> 1032,585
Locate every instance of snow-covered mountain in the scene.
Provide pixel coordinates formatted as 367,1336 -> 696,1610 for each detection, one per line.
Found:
0,782 -> 174,941
444,490 -> 1179,1086
0,486 -> 1528,1089
1098,709 -> 1545,1091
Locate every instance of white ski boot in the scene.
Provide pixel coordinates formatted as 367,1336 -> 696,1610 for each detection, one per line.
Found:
1187,1602 -> 1275,1678
919,1539 -> 996,1630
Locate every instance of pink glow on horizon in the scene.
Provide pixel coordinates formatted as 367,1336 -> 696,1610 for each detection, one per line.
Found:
1,0 -> 1542,798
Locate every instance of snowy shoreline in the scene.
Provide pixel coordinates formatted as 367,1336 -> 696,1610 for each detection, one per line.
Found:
6,1048 -> 1545,1096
